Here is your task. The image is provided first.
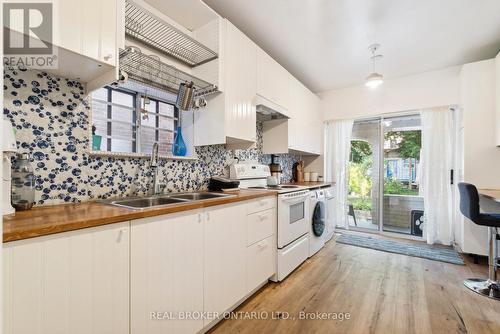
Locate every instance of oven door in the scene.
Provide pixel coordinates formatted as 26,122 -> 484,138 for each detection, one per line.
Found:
278,191 -> 310,248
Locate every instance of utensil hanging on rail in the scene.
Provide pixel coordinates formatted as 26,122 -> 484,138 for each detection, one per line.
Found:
176,81 -> 195,111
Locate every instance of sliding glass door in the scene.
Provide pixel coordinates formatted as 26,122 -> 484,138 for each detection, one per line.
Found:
346,114 -> 423,237
347,119 -> 381,231
382,115 -> 423,236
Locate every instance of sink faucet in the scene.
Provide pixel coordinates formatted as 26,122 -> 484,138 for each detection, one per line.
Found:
150,143 -> 161,195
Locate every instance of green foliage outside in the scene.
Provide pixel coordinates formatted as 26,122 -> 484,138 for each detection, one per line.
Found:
384,130 -> 421,160
348,155 -> 372,198
383,178 -> 419,196
348,132 -> 421,211
349,196 -> 372,211
384,130 -> 421,193
348,140 -> 373,210
350,140 -> 372,164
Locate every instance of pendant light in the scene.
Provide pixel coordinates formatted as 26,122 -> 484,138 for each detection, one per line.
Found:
365,44 -> 384,89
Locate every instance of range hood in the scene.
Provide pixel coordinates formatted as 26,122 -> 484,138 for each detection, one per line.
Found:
255,95 -> 289,121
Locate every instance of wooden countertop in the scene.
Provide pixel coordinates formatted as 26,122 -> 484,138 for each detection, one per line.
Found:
3,190 -> 276,243
283,181 -> 335,189
479,189 -> 500,203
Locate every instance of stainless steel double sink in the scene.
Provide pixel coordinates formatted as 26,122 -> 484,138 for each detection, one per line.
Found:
104,192 -> 235,210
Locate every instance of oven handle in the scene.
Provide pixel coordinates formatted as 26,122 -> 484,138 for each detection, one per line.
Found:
279,194 -> 309,205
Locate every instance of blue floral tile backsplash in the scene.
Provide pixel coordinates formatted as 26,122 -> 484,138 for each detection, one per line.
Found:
3,68 -> 301,205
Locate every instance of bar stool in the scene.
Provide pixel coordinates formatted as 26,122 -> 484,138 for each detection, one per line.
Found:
458,182 -> 500,300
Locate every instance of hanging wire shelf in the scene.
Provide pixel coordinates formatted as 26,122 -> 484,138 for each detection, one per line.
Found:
125,0 -> 218,67
118,47 -> 218,98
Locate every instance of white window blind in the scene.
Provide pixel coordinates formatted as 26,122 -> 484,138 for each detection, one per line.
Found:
91,87 -> 178,155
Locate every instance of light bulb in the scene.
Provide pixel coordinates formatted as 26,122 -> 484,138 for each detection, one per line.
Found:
365,72 -> 384,88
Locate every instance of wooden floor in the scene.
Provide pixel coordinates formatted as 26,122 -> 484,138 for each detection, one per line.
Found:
210,233 -> 500,334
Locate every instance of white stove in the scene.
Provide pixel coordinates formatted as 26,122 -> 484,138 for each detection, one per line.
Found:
230,161 -> 310,281
229,161 -> 307,194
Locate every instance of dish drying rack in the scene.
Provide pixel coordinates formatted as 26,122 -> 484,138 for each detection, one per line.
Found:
118,47 -> 218,98
125,0 -> 218,67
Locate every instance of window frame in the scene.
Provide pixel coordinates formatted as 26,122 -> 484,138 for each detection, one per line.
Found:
90,86 -> 179,157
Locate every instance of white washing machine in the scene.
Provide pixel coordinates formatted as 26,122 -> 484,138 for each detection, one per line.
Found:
309,188 -> 326,257
323,186 -> 336,242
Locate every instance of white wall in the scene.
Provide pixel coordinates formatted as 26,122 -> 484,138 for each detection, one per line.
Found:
461,59 -> 499,189
320,66 -> 461,120
496,52 -> 500,146
458,58 -> 499,255
319,61 -> 500,254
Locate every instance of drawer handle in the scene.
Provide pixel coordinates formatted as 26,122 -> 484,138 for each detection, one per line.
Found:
259,200 -> 267,206
117,228 -> 127,242
258,214 -> 267,221
257,240 -> 268,250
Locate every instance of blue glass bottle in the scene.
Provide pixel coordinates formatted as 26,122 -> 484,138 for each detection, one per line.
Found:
173,126 -> 187,156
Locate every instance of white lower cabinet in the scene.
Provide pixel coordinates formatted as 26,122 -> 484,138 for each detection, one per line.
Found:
130,211 -> 204,334
203,203 -> 247,326
4,198 -> 278,334
3,222 -> 130,334
246,235 -> 276,294
245,204 -> 277,295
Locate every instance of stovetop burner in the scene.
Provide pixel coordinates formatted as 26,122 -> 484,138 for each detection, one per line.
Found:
246,185 -> 301,193
246,185 -> 301,191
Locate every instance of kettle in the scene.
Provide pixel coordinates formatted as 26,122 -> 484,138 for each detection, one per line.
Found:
268,155 -> 282,184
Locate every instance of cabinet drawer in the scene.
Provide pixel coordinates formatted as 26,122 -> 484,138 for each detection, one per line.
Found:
247,208 -> 276,246
277,234 -> 309,281
246,236 -> 276,294
246,197 -> 276,214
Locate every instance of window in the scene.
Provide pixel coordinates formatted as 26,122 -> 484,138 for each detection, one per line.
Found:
91,87 -> 178,156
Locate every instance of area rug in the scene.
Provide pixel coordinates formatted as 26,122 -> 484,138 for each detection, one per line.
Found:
336,233 -> 464,265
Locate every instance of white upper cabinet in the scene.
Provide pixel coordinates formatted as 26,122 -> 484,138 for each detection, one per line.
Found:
4,222 -> 130,334
288,76 -> 307,151
194,20 -> 257,148
263,74 -> 322,155
194,18 -> 324,152
54,0 -> 121,65
22,0 -> 125,89
224,21 -> 257,143
256,48 -> 290,112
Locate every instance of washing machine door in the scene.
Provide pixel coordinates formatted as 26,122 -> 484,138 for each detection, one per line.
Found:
312,201 -> 325,237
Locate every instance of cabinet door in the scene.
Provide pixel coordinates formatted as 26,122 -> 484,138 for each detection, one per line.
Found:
246,236 -> 276,294
81,0 -> 100,60
257,48 -> 289,110
224,21 -> 257,142
100,0 -> 119,66
288,76 -> 322,154
54,0 -> 84,55
3,222 -> 130,334
204,203 -> 246,326
131,211 -> 204,334
288,76 -> 307,152
306,90 -> 322,154
311,93 -> 323,154
287,77 -> 299,150
53,0 -> 118,64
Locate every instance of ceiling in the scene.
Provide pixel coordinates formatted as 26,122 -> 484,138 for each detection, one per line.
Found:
202,0 -> 500,93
